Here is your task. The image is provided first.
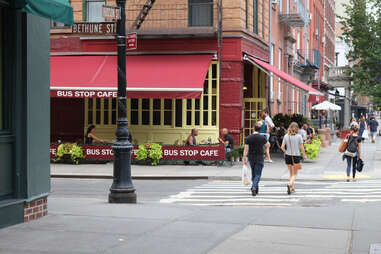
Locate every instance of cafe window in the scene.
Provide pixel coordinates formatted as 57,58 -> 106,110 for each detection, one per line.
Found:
85,62 -> 219,129
188,0 -> 213,27
86,0 -> 105,22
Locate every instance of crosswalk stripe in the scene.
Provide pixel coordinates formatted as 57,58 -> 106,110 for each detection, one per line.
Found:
159,180 -> 381,206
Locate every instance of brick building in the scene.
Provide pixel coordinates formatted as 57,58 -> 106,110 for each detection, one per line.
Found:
50,0 -> 323,145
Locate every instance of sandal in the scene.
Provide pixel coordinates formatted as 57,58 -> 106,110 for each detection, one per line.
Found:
287,184 -> 292,195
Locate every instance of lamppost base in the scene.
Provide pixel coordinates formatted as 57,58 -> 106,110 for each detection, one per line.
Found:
109,190 -> 137,203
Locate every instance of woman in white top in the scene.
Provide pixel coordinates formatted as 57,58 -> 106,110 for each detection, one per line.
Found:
281,122 -> 307,195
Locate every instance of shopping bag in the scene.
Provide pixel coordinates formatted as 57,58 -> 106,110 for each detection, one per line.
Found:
362,130 -> 369,139
338,140 -> 348,153
241,164 -> 251,186
356,159 -> 364,172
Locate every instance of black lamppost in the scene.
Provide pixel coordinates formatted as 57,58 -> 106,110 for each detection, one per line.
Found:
109,0 -> 137,203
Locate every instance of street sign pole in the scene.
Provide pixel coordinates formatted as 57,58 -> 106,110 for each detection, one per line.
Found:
109,0 -> 137,204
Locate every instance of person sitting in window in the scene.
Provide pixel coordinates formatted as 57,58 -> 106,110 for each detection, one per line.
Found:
85,125 -> 109,144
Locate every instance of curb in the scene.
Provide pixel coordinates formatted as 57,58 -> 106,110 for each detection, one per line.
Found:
51,174 -> 344,182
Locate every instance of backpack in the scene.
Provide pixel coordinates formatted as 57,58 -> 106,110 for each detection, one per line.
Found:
346,135 -> 358,153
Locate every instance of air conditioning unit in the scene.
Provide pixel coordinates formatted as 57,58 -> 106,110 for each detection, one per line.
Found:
309,13 -> 312,20
322,36 -> 326,44
271,0 -> 279,4
315,29 -> 319,36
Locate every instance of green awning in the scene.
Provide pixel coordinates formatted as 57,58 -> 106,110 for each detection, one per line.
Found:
17,0 -> 74,25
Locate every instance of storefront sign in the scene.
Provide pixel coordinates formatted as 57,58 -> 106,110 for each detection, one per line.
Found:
102,5 -> 121,20
72,22 -> 116,35
50,145 -> 225,161
51,90 -> 118,98
127,32 -> 137,51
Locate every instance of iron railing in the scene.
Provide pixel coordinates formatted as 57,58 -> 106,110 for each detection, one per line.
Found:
279,0 -> 309,27
296,49 -> 321,69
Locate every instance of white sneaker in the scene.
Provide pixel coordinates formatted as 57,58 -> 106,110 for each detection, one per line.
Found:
264,159 -> 273,163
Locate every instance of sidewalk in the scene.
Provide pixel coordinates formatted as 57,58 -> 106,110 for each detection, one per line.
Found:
50,136 -> 381,181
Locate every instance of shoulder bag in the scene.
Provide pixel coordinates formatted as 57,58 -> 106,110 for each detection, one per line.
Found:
338,135 -> 348,153
289,135 -> 302,170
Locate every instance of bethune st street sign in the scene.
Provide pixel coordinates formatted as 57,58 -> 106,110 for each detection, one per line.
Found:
102,5 -> 121,20
72,22 -> 116,34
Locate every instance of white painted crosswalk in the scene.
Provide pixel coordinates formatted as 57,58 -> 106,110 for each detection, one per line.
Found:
159,180 -> 381,207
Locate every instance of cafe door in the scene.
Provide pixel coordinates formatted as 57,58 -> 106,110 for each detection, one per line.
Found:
243,98 -> 266,137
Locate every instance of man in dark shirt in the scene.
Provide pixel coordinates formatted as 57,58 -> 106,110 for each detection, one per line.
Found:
218,128 -> 234,151
243,121 -> 267,196
368,116 -> 379,143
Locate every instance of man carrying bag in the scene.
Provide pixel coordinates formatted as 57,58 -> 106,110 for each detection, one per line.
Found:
243,121 -> 267,196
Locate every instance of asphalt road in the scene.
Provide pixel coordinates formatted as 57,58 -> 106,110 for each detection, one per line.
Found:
51,178 -> 208,203
52,178 -> 381,208
1,178 -> 381,254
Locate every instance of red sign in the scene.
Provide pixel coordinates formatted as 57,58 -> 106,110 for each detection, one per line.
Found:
50,145 -> 225,161
308,94 -> 325,103
127,32 -> 137,51
51,90 -> 117,98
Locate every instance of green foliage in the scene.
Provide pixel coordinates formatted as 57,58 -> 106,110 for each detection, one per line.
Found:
339,0 -> 381,102
303,138 -> 322,160
232,146 -> 245,159
136,143 -> 163,166
55,143 -> 85,164
273,113 -> 309,128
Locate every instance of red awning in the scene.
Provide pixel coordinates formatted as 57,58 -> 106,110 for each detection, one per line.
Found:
50,54 -> 212,99
247,56 -> 324,96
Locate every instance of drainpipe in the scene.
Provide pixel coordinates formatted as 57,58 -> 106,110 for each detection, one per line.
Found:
268,0 -> 273,116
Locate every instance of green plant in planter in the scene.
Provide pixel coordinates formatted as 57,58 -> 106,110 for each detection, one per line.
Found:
55,143 -> 85,164
136,143 -> 163,166
303,137 -> 322,159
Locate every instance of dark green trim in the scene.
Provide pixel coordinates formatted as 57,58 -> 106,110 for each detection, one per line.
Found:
82,0 -> 86,21
0,200 -> 24,229
253,0 -> 258,34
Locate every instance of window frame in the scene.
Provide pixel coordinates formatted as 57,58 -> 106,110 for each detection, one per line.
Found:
86,0 -> 106,22
188,0 -> 214,27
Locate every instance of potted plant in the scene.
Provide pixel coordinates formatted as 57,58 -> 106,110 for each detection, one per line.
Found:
54,143 -> 85,164
303,137 -> 322,160
136,143 -> 163,166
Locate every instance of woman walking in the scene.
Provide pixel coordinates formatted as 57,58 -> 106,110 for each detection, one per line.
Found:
343,123 -> 362,182
359,116 -> 367,141
281,122 -> 307,195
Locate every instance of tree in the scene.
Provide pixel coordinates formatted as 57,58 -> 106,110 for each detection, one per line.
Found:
339,0 -> 381,106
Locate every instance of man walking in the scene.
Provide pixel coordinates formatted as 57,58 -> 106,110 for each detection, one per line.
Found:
368,116 -> 379,143
243,121 -> 267,196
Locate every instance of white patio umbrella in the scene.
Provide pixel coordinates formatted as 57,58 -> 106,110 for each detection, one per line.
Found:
312,100 -> 342,111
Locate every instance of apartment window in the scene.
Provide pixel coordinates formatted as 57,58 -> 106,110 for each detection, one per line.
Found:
278,48 -> 282,100
253,0 -> 258,34
245,0 -> 249,29
189,0 -> 213,27
87,0 -> 105,22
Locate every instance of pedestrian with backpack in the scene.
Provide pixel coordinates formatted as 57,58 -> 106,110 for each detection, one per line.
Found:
343,123 -> 362,182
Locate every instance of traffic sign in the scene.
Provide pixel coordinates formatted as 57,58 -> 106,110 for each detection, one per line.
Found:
102,5 -> 121,20
127,32 -> 137,50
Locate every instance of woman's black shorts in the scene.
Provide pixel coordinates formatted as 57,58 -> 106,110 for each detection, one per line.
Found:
285,155 -> 301,165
